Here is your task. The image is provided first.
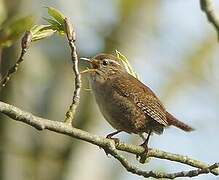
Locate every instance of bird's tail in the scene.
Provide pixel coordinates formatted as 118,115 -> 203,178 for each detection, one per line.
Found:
166,112 -> 194,132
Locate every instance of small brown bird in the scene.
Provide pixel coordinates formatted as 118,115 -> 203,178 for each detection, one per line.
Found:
82,53 -> 194,150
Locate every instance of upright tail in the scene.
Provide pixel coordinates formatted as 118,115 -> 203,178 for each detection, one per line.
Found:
166,112 -> 194,132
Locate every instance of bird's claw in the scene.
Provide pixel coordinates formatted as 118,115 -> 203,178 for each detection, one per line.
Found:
106,136 -> 120,146
103,135 -> 120,156
136,143 -> 149,164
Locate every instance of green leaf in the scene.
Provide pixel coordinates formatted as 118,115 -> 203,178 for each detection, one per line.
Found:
43,17 -> 58,25
30,25 -> 56,41
115,50 -> 139,79
44,7 -> 66,34
32,29 -> 56,41
47,7 -> 65,25
43,17 -> 64,32
30,25 -> 50,34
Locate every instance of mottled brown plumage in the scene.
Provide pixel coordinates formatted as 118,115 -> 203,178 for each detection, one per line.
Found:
86,53 -> 194,149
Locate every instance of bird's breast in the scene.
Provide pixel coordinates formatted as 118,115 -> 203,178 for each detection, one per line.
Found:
90,77 -> 150,133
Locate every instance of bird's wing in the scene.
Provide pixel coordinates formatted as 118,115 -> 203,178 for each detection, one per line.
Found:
140,95 -> 168,126
112,72 -> 168,126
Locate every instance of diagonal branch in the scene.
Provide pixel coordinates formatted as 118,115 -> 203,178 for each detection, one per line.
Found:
0,100 -> 218,179
200,0 -> 219,40
0,31 -> 32,87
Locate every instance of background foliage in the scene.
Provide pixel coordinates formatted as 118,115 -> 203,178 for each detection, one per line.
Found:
0,0 -> 219,180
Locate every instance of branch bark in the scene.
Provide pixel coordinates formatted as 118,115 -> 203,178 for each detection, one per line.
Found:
0,31 -> 32,86
64,18 -> 81,125
0,100 -> 218,179
200,0 -> 219,40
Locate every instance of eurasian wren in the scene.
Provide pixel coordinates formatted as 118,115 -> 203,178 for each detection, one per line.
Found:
83,53 -> 194,150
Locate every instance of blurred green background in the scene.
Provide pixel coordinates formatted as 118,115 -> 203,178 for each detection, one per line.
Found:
0,0 -> 219,180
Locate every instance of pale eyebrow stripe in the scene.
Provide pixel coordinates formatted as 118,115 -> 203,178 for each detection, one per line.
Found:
107,59 -> 121,66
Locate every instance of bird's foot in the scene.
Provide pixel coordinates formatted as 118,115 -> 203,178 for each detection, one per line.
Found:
106,130 -> 121,146
140,141 -> 149,154
136,141 -> 149,163
103,137 -> 120,156
106,135 -> 120,146
103,131 -> 121,156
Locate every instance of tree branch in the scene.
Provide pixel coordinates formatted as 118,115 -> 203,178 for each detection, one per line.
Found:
64,18 -> 81,125
0,100 -> 218,179
0,31 -> 32,87
200,0 -> 219,40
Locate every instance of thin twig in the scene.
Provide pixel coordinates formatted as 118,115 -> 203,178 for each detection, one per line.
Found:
0,31 -> 32,87
108,145 -> 219,179
200,0 -> 219,40
116,143 -> 219,175
64,18 -> 81,125
0,100 -> 218,179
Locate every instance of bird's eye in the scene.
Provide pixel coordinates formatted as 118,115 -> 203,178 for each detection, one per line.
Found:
102,60 -> 109,66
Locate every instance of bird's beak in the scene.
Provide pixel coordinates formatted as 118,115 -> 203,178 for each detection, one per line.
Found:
80,57 -> 92,63
80,57 -> 99,69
